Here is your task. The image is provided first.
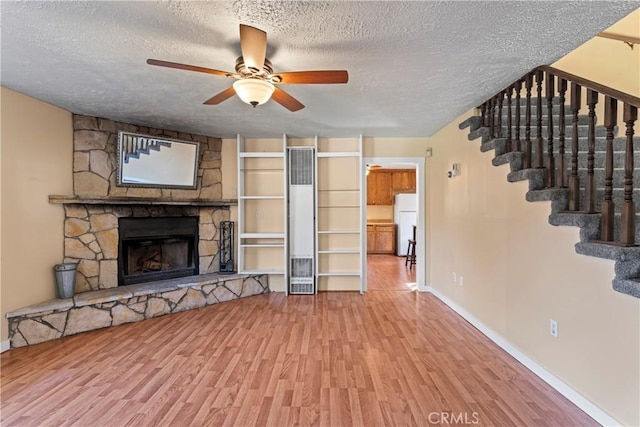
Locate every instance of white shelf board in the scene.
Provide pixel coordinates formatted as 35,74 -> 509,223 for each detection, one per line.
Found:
317,152 -> 360,158
239,195 -> 285,200
239,152 -> 285,158
317,272 -> 361,276
317,230 -> 361,234
240,269 -> 285,275
240,233 -> 285,239
241,243 -> 285,248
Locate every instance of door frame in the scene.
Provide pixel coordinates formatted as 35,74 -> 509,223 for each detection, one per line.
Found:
361,157 -> 426,292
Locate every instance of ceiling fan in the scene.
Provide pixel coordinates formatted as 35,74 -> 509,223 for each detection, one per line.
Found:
147,24 -> 349,112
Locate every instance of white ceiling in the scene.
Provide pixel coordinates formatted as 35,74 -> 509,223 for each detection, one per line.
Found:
1,1 -> 636,139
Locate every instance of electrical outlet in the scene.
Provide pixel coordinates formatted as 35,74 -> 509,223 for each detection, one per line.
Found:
426,147 -> 433,157
550,319 -> 558,338
256,211 -> 264,219
231,188 -> 237,197
459,276 -> 464,287
452,272 -> 456,283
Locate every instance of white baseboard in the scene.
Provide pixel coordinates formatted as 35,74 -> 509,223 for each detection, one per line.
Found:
426,286 -> 621,427
1,340 -> 10,353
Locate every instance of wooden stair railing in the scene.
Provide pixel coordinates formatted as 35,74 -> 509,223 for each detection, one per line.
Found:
479,65 -> 640,246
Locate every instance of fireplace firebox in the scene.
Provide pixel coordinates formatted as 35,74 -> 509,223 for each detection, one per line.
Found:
118,217 -> 199,285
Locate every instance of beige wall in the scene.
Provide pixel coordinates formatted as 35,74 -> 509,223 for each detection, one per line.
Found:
425,110 -> 640,425
1,87 -> 73,343
553,8 -> 640,97
366,205 -> 393,221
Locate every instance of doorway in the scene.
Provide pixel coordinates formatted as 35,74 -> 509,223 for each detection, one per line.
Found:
361,157 -> 426,293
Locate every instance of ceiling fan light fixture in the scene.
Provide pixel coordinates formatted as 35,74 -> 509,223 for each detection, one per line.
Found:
233,79 -> 275,107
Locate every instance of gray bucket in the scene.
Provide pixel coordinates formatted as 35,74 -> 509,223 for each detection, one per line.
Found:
54,263 -> 77,299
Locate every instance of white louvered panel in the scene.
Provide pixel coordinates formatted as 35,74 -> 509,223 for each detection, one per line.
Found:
288,147 -> 316,294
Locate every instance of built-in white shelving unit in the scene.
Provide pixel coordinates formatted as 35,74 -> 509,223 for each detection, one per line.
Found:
237,135 -> 364,294
237,135 -> 288,290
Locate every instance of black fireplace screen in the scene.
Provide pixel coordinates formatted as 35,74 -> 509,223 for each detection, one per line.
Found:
219,221 -> 235,273
118,217 -> 199,285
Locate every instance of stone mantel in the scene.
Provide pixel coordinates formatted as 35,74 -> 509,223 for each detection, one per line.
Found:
49,195 -> 238,207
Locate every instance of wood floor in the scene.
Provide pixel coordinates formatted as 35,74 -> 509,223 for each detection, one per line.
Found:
367,254 -> 416,291
1,274 -> 596,426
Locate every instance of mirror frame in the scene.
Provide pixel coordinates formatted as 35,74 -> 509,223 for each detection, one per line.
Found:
116,131 -> 200,189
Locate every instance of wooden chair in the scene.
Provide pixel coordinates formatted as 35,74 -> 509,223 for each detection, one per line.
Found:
405,225 -> 416,269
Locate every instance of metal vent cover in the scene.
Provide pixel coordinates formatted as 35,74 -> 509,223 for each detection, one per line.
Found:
289,148 -> 314,186
290,257 -> 313,278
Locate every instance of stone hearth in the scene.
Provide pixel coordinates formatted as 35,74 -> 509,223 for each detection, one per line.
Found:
7,273 -> 269,348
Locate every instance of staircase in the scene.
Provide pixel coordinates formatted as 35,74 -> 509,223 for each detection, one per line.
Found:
460,66 -> 640,298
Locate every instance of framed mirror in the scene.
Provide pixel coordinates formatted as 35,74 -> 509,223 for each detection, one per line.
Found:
117,131 -> 200,189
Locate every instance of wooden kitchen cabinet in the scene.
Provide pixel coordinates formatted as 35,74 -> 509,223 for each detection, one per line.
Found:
392,170 -> 416,192
367,225 -> 376,253
367,169 -> 415,205
367,171 -> 393,205
367,224 -> 396,254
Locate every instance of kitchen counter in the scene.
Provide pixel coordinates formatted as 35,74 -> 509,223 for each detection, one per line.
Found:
367,219 -> 394,225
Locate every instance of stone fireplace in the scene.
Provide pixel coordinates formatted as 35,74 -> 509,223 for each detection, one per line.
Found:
58,114 -> 233,293
62,203 -> 229,293
6,114 -> 270,350
118,216 -> 199,285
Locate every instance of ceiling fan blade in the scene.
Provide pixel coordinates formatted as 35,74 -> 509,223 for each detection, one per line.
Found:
147,59 -> 230,77
203,87 -> 236,105
271,87 -> 305,112
274,70 -> 349,84
239,24 -> 267,73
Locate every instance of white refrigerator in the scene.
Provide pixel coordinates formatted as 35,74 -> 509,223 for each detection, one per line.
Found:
394,193 -> 417,256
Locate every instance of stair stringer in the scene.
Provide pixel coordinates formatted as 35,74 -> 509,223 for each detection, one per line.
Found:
459,116 -> 640,298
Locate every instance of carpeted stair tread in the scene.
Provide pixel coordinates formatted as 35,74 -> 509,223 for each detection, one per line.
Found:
492,152 -> 523,171
575,241 -> 640,261
507,168 -> 545,191
612,278 -> 640,298
461,111 -> 640,299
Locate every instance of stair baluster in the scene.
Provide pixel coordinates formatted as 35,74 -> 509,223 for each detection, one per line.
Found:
545,73 -> 555,187
498,92 -> 504,139
489,97 -> 496,138
568,82 -> 582,211
585,89 -> 599,213
620,104 -> 638,246
601,96 -> 618,242
525,74 -> 533,169
506,86 -> 513,152
535,70 -> 544,168
514,80 -> 522,152
558,79 -> 567,188
481,103 -> 487,127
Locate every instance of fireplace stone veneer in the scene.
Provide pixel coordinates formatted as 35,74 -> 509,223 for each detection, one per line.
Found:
64,204 -> 228,293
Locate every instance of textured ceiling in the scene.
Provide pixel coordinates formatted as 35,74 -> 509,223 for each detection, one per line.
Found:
1,1 -> 637,138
